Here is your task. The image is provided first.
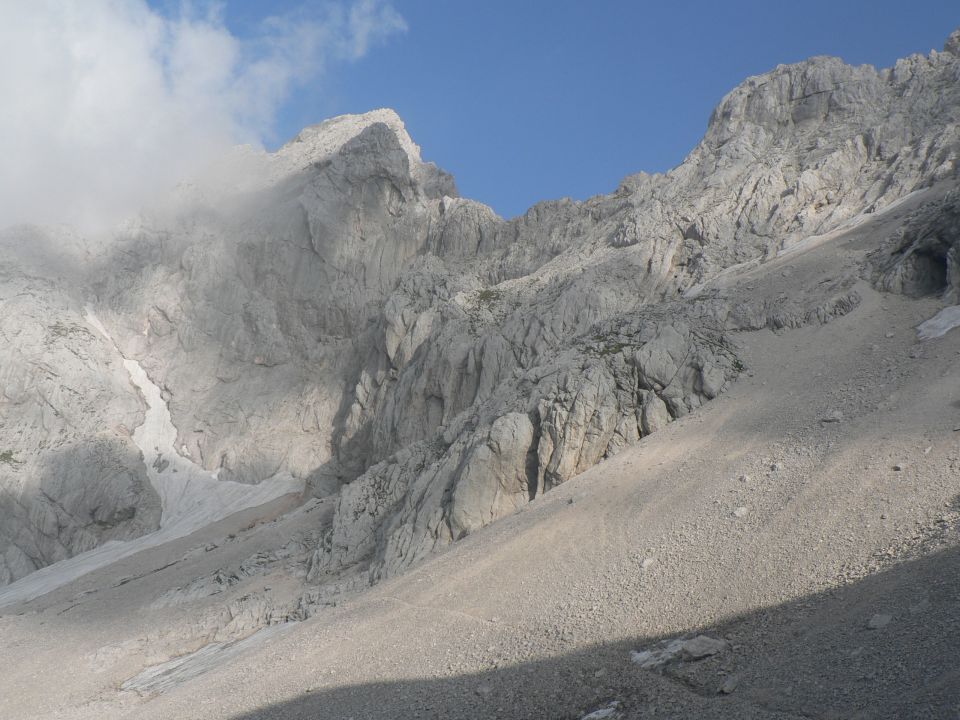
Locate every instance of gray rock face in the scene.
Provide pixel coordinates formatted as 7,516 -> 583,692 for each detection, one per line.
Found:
295,38 -> 960,584
0,244 -> 159,585
2,33 -> 960,590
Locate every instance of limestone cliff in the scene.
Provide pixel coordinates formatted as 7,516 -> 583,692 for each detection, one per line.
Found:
2,32 -> 959,590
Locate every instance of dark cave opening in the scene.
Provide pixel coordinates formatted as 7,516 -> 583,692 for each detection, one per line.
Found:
900,246 -> 949,297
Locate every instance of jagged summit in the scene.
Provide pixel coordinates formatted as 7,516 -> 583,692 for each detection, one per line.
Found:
945,26 -> 960,55
272,108 -> 458,201
705,26 -> 960,140
159,108 -> 457,214
282,108 -> 423,167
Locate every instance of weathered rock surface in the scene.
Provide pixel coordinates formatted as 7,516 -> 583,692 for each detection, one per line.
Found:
0,248 -> 159,585
2,32 -> 960,593
631,635 -> 730,669
869,188 -> 960,301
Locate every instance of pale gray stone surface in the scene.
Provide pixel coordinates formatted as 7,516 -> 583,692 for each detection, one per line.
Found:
2,33 -> 960,591
0,250 -> 159,585
631,635 -> 729,669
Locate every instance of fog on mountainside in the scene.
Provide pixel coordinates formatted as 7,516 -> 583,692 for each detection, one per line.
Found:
0,1 -> 405,232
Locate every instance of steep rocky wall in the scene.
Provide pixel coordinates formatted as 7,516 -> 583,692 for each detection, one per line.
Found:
301,35 -> 960,587
0,253 -> 160,585
4,33 -> 960,591
92,118 -> 458,487
91,41 -> 960,501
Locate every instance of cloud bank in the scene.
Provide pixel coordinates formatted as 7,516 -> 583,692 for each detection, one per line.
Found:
0,1 -> 406,232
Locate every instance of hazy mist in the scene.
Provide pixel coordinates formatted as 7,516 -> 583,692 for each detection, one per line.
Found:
0,0 -> 405,233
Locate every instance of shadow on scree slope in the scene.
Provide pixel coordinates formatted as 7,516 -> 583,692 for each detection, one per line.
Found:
226,509 -> 960,720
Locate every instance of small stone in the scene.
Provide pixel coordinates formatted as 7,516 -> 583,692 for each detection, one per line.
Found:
581,702 -> 621,720
631,635 -> 728,669
867,613 -> 892,629
680,635 -> 729,660
892,464 -> 903,472
770,462 -> 781,471
923,446 -> 932,455
737,474 -> 750,482
820,409 -> 844,423
720,674 -> 741,694
733,506 -> 749,518
630,650 -> 656,667
641,557 -> 657,571
885,332 -> 895,338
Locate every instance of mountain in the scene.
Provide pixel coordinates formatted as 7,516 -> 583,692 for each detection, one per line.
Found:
1,27 -> 959,720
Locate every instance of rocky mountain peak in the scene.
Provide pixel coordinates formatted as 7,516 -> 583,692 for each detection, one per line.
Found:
278,108 -> 431,180
703,27 -> 960,154
704,56 -> 883,146
945,27 -> 960,55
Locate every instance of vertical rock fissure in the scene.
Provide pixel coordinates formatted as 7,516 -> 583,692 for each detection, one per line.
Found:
525,412 -> 542,501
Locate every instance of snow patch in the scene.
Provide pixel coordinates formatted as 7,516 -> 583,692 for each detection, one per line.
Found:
917,305 -> 960,339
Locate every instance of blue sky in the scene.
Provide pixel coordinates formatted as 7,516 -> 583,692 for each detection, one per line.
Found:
159,2 -> 960,219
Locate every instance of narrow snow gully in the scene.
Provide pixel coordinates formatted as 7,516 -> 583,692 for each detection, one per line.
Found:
84,310 -> 304,533
0,311 -> 304,609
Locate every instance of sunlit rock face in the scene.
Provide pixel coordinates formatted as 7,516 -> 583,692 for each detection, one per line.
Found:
1,31 -> 959,589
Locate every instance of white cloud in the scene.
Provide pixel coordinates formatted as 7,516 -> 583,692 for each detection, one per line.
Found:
0,0 -> 405,232
347,0 -> 408,59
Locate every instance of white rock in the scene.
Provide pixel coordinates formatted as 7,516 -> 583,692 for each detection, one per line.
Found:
581,702 -> 621,720
631,635 -> 729,669
867,613 -> 893,629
